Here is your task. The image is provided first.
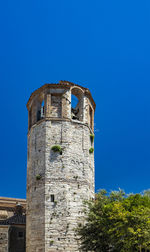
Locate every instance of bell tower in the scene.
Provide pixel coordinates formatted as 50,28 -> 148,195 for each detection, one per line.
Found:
26,81 -> 95,252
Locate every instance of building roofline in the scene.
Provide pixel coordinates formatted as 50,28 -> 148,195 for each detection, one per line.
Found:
26,80 -> 96,110
0,197 -> 26,208
0,214 -> 26,225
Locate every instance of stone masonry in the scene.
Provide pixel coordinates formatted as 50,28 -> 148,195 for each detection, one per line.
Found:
0,197 -> 26,252
0,226 -> 9,252
26,81 -> 96,252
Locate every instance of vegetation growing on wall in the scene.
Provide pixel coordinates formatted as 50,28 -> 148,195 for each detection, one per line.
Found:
89,147 -> 94,154
36,174 -> 42,180
51,145 -> 62,153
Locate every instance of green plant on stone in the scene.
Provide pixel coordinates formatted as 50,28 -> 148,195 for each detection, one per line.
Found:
73,176 -> 78,180
36,174 -> 42,180
89,147 -> 94,154
50,240 -> 54,246
90,134 -> 94,143
51,145 -> 62,153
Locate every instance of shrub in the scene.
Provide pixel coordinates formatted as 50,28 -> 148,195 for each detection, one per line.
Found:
51,145 -> 62,153
89,147 -> 94,154
36,174 -> 41,180
77,189 -> 150,252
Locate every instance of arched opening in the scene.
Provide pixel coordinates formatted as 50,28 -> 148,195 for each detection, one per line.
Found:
71,87 -> 83,121
71,94 -> 79,109
41,100 -> 44,119
37,99 -> 45,121
71,94 -> 79,120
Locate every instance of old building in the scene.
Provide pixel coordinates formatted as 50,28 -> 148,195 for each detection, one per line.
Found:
0,197 -> 26,252
0,80 -> 95,252
26,81 -> 95,251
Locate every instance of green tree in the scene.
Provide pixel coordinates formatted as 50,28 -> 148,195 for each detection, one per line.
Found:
77,189 -> 150,252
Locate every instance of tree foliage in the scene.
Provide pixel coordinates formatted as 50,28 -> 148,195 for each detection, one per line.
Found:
77,189 -> 150,252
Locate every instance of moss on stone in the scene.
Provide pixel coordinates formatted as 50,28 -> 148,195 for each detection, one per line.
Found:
51,145 -> 62,153
89,147 -> 94,154
36,174 -> 42,180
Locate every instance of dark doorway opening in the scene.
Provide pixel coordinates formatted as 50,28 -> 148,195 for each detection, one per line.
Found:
8,226 -> 26,252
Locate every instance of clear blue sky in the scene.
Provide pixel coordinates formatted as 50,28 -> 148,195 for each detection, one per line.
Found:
0,0 -> 150,198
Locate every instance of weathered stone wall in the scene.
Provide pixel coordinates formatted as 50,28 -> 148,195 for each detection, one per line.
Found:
26,82 -> 95,252
26,122 -> 46,252
0,226 -> 9,252
50,94 -> 62,118
45,120 -> 94,251
27,119 -> 94,252
0,197 -> 26,221
62,89 -> 71,119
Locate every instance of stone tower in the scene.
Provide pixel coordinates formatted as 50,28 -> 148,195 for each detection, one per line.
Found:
26,81 -> 95,252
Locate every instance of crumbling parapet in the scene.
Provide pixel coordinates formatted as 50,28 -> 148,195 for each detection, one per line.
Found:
27,81 -> 95,132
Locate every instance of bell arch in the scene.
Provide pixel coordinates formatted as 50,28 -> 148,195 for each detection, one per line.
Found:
71,87 -> 84,122
36,93 -> 45,122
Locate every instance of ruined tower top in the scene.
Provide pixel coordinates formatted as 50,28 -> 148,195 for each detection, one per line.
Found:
27,80 -> 95,131
26,81 -> 95,251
